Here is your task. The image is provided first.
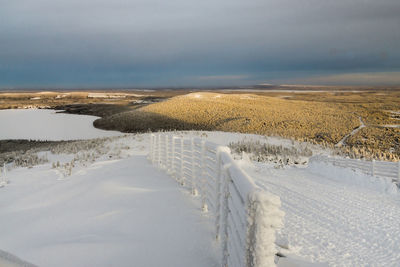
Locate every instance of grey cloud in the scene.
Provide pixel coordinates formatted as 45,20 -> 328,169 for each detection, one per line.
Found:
0,0 -> 399,87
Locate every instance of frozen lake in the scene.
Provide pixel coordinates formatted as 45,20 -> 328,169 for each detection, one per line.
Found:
0,109 -> 123,141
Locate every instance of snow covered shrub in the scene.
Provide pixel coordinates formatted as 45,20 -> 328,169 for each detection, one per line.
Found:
331,143 -> 400,162
48,136 -> 134,177
11,152 -> 48,168
229,140 -> 312,166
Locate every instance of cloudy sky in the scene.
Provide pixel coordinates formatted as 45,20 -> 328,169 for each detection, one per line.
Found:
1,0 -> 399,88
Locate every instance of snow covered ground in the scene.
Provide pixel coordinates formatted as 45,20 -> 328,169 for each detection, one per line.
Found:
1,128 -> 399,266
0,135 -> 220,267
178,131 -> 400,266
0,109 -> 122,140
240,160 -> 400,266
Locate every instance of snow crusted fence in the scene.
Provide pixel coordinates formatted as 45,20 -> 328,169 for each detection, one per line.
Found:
0,163 -> 8,188
311,156 -> 400,185
149,133 -> 284,267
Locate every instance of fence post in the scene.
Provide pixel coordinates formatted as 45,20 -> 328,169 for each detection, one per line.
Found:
151,134 -> 155,163
191,138 -> 198,196
372,159 -> 376,176
171,137 -> 176,177
153,134 -> 157,163
157,134 -> 161,168
215,148 -> 222,240
200,140 -> 208,212
2,163 -> 6,185
165,135 -> 169,170
180,137 -> 185,185
221,166 -> 230,267
246,190 -> 284,267
397,161 -> 400,183
149,134 -> 153,162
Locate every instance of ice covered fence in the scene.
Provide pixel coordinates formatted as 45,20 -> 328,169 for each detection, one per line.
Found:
149,133 -> 284,267
0,163 -> 8,188
311,155 -> 400,186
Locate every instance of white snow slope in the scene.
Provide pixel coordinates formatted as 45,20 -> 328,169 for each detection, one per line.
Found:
1,130 -> 400,266
240,158 -> 400,266
0,136 -> 220,267
176,131 -> 400,266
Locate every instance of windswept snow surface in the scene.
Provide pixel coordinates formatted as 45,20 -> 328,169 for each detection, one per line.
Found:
171,131 -> 400,265
239,158 -> 400,266
1,130 -> 400,266
0,135 -> 220,267
0,109 -> 122,140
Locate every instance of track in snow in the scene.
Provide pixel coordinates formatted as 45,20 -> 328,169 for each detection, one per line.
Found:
336,116 -> 365,147
242,161 -> 400,266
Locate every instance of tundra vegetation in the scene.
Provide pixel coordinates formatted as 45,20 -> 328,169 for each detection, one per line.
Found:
96,90 -> 400,161
0,90 -> 183,117
228,140 -> 313,167
0,136 -> 135,177
1,88 -> 399,161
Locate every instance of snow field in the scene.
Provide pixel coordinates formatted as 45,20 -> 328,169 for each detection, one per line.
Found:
242,159 -> 400,266
0,109 -> 123,140
0,135 -> 220,267
169,131 -> 400,266
1,129 -> 399,266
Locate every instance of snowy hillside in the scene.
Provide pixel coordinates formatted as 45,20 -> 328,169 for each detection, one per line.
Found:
171,131 -> 400,266
0,135 -> 220,267
242,159 -> 400,266
0,131 -> 399,266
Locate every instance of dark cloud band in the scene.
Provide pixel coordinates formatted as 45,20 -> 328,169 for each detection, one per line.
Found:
1,0 -> 399,87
